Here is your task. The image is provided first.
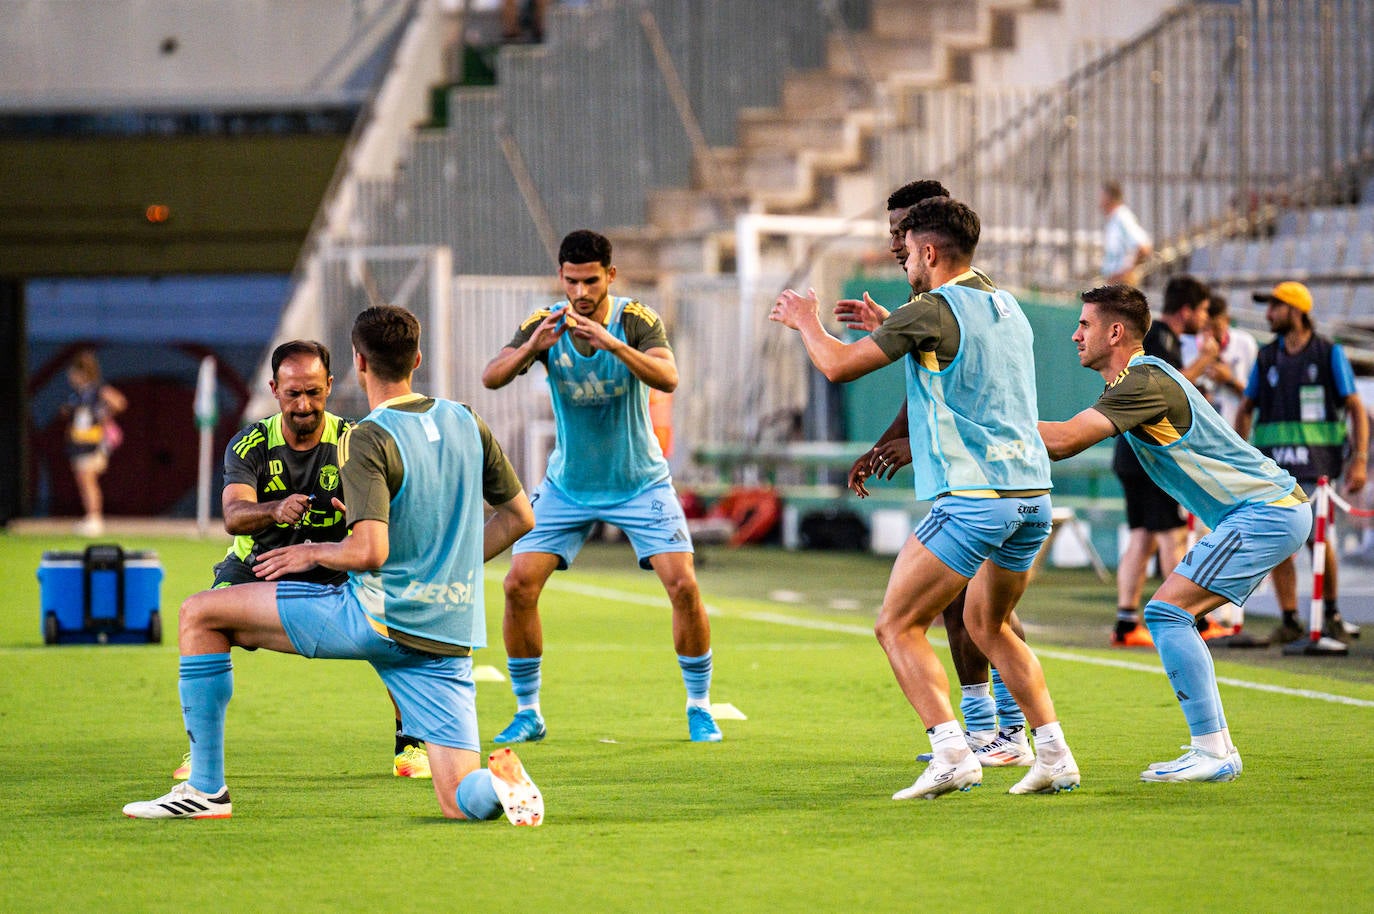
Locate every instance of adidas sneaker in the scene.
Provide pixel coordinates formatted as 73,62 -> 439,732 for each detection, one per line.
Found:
123,781 -> 231,819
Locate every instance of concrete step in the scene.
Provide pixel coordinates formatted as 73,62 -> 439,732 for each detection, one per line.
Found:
645,187 -> 739,235
825,33 -> 941,81
607,228 -> 720,281
869,0 -> 979,40
737,110 -> 850,152
740,150 -> 807,194
780,71 -> 875,118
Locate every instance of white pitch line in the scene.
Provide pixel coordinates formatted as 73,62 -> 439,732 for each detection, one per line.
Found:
537,577 -> 1374,709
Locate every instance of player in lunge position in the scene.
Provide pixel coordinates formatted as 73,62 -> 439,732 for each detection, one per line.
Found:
1039,285 -> 1310,781
173,340 -> 431,782
124,305 -> 543,822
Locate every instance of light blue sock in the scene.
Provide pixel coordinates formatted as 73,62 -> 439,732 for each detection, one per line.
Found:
991,668 -> 1026,731
1144,600 -> 1227,737
455,769 -> 504,821
959,683 -> 996,733
179,653 -> 233,794
507,657 -> 542,713
678,651 -> 712,709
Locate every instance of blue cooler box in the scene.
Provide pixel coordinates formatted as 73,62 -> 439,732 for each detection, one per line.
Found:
38,545 -> 164,645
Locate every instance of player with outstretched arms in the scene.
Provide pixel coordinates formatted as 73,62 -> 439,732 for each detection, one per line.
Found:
1039,285 -> 1310,781
771,196 -> 1080,799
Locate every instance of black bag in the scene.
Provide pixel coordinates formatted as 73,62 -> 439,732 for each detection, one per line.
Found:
799,508 -> 868,551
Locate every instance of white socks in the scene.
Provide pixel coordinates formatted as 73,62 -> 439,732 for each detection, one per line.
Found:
1031,721 -> 1069,762
928,720 -> 970,763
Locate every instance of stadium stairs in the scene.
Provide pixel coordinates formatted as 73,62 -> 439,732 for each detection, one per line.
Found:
613,0 -> 1144,282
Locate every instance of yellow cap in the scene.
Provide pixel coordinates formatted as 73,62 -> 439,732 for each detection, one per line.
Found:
1252,281 -> 1312,313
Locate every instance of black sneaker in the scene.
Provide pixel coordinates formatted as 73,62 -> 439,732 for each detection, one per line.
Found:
1269,619 -> 1305,646
1323,613 -> 1359,643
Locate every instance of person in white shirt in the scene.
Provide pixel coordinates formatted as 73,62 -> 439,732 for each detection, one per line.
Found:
1181,293 -> 1258,426
1100,181 -> 1152,285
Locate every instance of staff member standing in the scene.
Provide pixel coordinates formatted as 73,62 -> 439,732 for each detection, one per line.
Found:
1236,281 -> 1368,644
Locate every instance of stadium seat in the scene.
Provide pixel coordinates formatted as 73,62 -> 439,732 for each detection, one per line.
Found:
1271,238 -> 1298,277
1211,239 -> 1243,279
1347,284 -> 1374,324
1189,246 -> 1213,273
1301,233 -> 1344,277
1238,241 -> 1268,283
1275,211 -> 1302,236
1338,233 -> 1374,280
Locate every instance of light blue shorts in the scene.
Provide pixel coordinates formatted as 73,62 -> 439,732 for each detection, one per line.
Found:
276,581 -> 479,751
1176,501 -> 1312,605
513,477 -> 693,570
915,494 -> 1054,579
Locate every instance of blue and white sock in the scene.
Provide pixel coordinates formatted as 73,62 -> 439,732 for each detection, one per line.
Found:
990,668 -> 1026,732
179,653 -> 233,794
455,769 -> 504,821
959,682 -> 996,736
678,651 -> 712,710
507,657 -> 542,715
1144,600 -> 1228,739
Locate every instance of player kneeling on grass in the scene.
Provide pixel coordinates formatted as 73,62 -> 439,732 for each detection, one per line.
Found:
172,339 -> 432,784
1039,285 -> 1311,782
124,305 -> 544,823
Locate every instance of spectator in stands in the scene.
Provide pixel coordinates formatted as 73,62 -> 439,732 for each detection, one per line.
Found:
1099,181 -> 1152,285
503,0 -> 548,42
63,348 -> 127,537
1235,281 -> 1368,644
1183,292 -> 1258,425
1111,275 -> 1221,647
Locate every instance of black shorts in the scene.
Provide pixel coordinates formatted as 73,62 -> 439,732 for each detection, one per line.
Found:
211,556 -> 347,588
1118,470 -> 1186,532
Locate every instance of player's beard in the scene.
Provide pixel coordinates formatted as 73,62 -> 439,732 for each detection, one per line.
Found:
286,410 -> 323,439
907,262 -> 932,296
570,293 -> 606,317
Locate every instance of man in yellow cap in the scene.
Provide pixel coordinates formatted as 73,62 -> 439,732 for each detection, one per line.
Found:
1236,281 -> 1368,646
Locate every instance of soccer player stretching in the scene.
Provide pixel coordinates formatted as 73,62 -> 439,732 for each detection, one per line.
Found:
771,197 -> 1079,798
838,179 -> 1034,767
173,340 -> 432,782
1039,285 -> 1310,781
125,305 -> 544,822
482,229 -> 721,744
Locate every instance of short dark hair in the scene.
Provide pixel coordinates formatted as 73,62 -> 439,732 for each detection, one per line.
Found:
559,229 -> 612,267
351,305 -> 420,383
1162,275 -> 1210,315
271,340 -> 331,378
886,179 -> 951,212
894,196 -> 980,260
69,348 -> 101,382
1102,180 -> 1123,202
1082,284 -> 1151,340
1208,291 -> 1229,319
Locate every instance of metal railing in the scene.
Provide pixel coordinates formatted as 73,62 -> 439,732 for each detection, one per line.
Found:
876,0 -> 1374,293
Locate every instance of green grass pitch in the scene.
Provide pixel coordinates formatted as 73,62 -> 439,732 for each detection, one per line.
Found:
2,532 -> 1373,913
